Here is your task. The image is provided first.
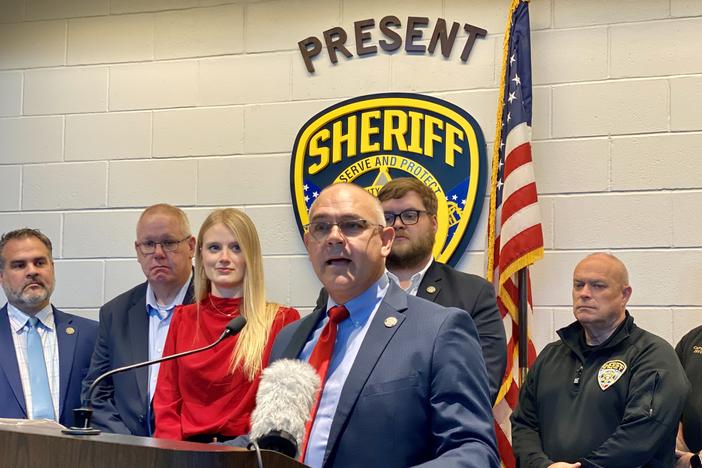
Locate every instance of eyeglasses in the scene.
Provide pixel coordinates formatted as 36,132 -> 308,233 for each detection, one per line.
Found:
305,219 -> 381,242
383,209 -> 427,227
136,236 -> 191,255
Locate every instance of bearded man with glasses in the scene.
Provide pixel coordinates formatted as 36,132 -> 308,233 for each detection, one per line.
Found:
316,177 -> 506,404
83,204 -> 196,436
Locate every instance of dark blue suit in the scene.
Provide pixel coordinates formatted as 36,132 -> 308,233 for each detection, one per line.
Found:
271,282 -> 499,468
0,304 -> 97,427
316,261 -> 507,403
82,280 -> 194,436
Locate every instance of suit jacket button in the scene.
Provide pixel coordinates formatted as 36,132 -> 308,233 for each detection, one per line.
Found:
426,285 -> 437,294
138,415 -> 144,423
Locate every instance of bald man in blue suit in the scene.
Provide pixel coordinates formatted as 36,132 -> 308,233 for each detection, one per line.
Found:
270,184 -> 498,468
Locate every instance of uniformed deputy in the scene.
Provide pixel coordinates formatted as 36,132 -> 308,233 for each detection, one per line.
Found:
675,326 -> 702,468
511,252 -> 690,468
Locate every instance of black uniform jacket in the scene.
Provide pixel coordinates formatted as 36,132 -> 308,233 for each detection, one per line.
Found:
676,325 -> 702,452
512,312 -> 690,468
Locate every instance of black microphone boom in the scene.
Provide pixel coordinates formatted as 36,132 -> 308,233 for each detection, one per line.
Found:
63,315 -> 246,435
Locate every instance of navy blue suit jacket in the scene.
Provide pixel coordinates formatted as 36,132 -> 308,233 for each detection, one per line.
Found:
271,282 -> 499,468
316,261 -> 506,403
0,304 -> 97,427
82,280 -> 194,436
417,261 -> 506,404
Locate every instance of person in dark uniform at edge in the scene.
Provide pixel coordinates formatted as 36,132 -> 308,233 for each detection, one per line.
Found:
675,325 -> 702,467
511,252 -> 689,468
315,177 -> 506,403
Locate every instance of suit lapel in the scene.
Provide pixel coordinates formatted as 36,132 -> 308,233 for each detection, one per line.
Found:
417,261 -> 442,302
183,277 -> 195,305
282,305 -> 326,359
54,308 -> 77,420
323,284 -> 408,466
128,291 -> 150,407
0,306 -> 27,416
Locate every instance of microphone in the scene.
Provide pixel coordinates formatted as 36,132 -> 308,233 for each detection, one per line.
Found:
63,315 -> 247,435
249,359 -> 320,458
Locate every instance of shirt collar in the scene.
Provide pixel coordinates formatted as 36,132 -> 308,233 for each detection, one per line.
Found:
145,271 -> 192,315
325,273 -> 390,327
386,257 -> 434,292
7,303 -> 55,333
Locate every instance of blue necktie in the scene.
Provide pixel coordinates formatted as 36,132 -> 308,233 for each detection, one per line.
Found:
26,317 -> 55,420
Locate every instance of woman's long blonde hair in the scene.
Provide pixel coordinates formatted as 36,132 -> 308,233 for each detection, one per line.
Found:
194,208 -> 280,381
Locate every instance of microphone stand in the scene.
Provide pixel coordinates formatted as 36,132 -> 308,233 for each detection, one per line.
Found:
63,316 -> 246,435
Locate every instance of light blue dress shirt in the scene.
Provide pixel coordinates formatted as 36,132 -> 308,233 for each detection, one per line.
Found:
299,274 -> 389,468
145,274 -> 192,403
7,303 -> 59,420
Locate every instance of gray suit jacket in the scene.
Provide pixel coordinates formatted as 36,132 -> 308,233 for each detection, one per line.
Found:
82,279 -> 194,436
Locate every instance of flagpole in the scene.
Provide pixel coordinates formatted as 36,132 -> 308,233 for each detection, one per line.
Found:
518,267 -> 528,386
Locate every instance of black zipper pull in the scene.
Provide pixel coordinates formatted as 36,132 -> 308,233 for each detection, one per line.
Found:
573,365 -> 583,385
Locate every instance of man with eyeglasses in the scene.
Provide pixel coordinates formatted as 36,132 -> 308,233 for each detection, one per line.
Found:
83,204 -> 195,436
271,183 -> 499,468
316,177 -> 506,403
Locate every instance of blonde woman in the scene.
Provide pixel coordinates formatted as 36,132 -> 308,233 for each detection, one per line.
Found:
153,208 -> 299,441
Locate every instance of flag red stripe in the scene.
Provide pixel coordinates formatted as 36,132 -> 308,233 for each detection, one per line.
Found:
495,423 -> 516,468
503,142 -> 533,180
501,183 -> 538,222
498,225 -> 544,273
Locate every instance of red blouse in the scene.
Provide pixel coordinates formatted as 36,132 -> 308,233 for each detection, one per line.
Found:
153,295 -> 299,440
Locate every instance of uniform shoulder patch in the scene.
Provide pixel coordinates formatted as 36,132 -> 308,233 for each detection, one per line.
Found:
598,359 -> 627,391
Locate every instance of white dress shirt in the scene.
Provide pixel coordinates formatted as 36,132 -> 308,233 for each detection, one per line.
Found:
386,256 -> 433,296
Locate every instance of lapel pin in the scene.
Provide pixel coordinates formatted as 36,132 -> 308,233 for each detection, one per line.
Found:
65,327 -> 75,335
384,317 -> 398,328
426,285 -> 437,294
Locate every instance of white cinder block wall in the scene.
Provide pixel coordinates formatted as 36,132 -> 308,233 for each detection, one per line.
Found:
0,0 -> 701,352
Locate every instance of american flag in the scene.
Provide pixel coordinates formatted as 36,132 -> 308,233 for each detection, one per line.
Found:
485,1 -> 544,467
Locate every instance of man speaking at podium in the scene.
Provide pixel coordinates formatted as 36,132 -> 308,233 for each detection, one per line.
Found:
315,177 -> 506,404
0,229 -> 97,427
270,183 -> 498,468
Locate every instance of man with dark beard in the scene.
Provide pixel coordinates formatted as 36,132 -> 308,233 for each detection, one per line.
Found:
315,178 -> 506,403
378,177 -> 505,403
0,228 -> 97,426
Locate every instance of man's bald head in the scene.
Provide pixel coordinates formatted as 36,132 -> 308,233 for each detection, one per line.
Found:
577,252 -> 630,289
137,203 -> 191,238
309,183 -> 385,225
572,252 -> 633,345
305,183 -> 394,304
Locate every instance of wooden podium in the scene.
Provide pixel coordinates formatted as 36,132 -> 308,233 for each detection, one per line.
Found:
0,424 -> 306,468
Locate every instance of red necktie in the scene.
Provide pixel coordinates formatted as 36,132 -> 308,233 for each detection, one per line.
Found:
300,305 -> 350,460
